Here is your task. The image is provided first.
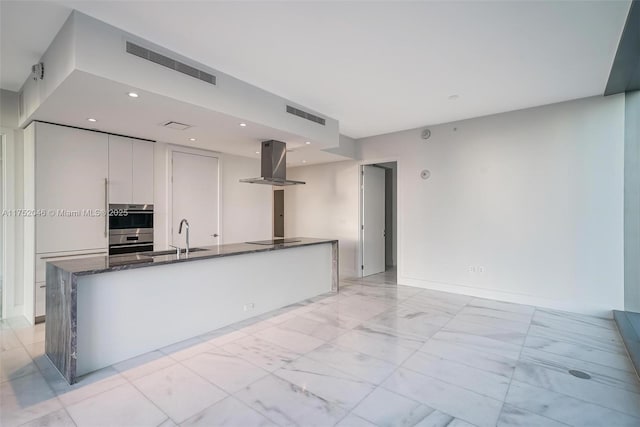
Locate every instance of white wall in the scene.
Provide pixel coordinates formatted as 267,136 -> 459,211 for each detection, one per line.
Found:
285,161 -> 360,278
153,142 -> 272,250
625,90 -> 640,312
1,90 -> 25,318
287,95 -> 625,316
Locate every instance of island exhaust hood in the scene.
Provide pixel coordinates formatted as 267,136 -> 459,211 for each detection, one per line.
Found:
240,140 -> 305,186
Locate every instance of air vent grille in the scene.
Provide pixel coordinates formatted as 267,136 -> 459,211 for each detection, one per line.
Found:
286,105 -> 326,126
126,41 -> 216,86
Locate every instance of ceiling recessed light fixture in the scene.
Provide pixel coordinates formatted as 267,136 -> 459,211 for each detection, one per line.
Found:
302,160 -> 307,163
305,141 -> 311,145
128,92 -> 139,98
189,138 -> 196,141
87,118 -> 97,122
239,123 -> 247,127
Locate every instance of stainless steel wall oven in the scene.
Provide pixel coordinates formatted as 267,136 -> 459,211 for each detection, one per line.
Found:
108,204 -> 154,255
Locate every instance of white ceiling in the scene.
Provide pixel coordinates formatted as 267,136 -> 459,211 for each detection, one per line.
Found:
0,1 -> 631,139
31,70 -> 346,166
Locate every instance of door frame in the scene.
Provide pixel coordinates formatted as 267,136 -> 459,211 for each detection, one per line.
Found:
358,158 -> 400,279
272,188 -> 285,238
167,145 -> 221,247
0,128 -> 17,319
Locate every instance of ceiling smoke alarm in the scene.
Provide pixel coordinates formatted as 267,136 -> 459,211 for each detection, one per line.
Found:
420,170 -> 431,180
421,129 -> 431,140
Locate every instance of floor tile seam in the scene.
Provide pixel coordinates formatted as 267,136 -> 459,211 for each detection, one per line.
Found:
338,326 -> 428,354
375,376 -> 493,427
530,313 -> 619,334
398,362 -> 509,403
126,375 -> 180,426
497,306 -> 533,426
231,371 -> 347,425
113,356 -> 180,384
270,321 -> 350,343
524,328 -> 631,358
178,342 -> 284,378
321,337 -> 419,369
517,349 -> 640,386
454,311 -> 534,329
444,317 -> 530,338
515,360 -> 640,396
533,309 -> 619,327
414,345 -> 516,381
244,329 -> 325,357
506,375 -> 640,422
334,340 -> 426,425
176,356 -> 252,397
14,334 -> 74,421
423,334 -> 521,363
498,403 -> 573,427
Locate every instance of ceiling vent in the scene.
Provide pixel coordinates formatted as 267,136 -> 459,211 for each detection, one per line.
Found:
126,41 -> 216,86
163,121 -> 192,131
286,105 -> 326,126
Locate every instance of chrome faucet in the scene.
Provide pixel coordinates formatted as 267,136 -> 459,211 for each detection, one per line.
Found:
178,219 -> 190,255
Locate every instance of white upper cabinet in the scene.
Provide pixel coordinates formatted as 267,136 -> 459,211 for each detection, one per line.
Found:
132,140 -> 154,205
35,122 -> 109,253
108,136 -> 134,205
108,135 -> 154,205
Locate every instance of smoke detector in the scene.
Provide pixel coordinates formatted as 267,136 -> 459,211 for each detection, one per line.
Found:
421,129 -> 431,140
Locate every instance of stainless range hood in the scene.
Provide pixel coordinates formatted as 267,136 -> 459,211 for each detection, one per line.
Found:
240,140 -> 305,186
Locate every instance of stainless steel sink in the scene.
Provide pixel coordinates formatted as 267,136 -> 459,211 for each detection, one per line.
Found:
143,248 -> 208,257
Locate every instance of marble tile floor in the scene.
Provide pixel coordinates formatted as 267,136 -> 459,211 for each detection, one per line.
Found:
1,271 -> 639,427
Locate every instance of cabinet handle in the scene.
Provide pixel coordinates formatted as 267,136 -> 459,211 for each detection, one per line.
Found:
104,178 -> 108,237
40,251 -> 107,260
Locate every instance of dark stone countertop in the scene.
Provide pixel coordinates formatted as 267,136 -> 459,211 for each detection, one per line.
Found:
48,237 -> 338,276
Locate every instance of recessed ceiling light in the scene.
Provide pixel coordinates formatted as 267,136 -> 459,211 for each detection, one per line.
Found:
255,151 -> 260,154
87,118 -> 97,122
448,94 -> 459,100
305,141 -> 311,145
189,138 -> 196,141
302,160 -> 307,163
128,92 -> 139,98
239,123 -> 247,127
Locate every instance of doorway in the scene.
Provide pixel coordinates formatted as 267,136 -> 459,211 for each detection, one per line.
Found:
171,151 -> 220,248
273,189 -> 284,238
361,162 -> 397,278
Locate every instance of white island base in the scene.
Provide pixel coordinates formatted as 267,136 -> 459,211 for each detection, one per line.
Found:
68,242 -> 336,378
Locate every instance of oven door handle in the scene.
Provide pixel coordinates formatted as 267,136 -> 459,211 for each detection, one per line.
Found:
109,243 -> 154,249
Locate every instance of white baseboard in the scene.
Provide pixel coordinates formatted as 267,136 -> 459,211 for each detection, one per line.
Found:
398,276 -> 618,319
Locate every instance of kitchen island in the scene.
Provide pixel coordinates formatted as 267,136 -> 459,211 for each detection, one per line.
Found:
45,238 -> 338,384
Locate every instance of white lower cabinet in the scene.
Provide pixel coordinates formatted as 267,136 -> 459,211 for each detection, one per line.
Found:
35,250 -> 108,318
35,283 -> 46,318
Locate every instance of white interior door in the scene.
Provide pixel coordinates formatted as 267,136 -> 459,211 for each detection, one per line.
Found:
362,165 -> 386,276
171,151 -> 219,248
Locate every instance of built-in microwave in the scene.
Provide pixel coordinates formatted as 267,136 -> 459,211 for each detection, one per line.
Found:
108,204 -> 154,255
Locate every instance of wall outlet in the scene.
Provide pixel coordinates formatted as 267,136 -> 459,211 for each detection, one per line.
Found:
243,303 -> 255,312
478,266 -> 485,273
